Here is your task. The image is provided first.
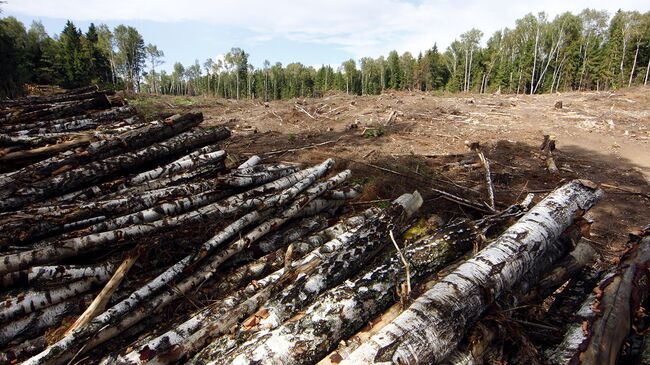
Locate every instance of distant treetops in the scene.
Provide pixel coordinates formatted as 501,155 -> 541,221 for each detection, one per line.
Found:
1,9 -> 649,99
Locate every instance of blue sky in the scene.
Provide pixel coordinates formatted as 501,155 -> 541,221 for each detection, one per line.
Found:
4,0 -> 649,72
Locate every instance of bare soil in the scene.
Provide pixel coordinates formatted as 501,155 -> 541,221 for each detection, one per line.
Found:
129,87 -> 650,259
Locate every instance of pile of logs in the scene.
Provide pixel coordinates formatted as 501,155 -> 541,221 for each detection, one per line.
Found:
1,88 -> 648,365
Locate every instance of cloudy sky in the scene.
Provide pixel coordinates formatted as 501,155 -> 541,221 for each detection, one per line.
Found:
4,0 -> 648,71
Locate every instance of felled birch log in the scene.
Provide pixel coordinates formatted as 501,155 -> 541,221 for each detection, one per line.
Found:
322,184 -> 363,200
241,192 -> 423,331
238,155 -> 261,168
0,133 -> 96,163
0,132 -> 95,148
13,108 -> 140,136
220,219 -> 479,365
126,149 -> 226,185
0,273 -> 111,323
1,105 -> 137,134
21,161 -> 337,365
0,161 -> 332,274
341,180 -> 603,364
204,211 -> 374,301
117,204 -> 387,365
72,162 -> 320,235
293,198 -> 346,217
0,88 -> 105,108
73,188 -> 233,235
546,236 -> 650,365
54,161 -> 222,204
0,263 -> 114,288
0,112 -> 203,194
218,164 -> 303,187
0,94 -> 111,124
519,239 -> 597,303
0,180 -> 224,246
224,215 -> 329,268
2,126 -> 230,210
0,334 -> 48,364
188,193 -> 422,364
0,295 -> 92,346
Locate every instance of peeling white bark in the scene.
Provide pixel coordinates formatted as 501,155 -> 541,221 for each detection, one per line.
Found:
342,180 -> 603,364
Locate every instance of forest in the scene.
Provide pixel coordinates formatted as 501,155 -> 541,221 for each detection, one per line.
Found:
1,8 -> 649,99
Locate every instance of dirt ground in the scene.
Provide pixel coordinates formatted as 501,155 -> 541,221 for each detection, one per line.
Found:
130,87 -> 650,260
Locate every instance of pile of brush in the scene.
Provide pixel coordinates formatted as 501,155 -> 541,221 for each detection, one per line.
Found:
0,88 -> 648,365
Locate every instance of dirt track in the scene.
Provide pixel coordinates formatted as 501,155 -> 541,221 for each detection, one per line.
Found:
131,87 -> 650,259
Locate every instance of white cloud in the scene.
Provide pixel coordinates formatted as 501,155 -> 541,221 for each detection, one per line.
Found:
5,0 -> 649,59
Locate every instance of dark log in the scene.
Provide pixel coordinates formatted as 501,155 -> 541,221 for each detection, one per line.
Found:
4,105 -> 139,135
442,322 -> 502,365
0,334 -> 48,364
0,132 -> 94,148
0,94 -> 112,125
51,161 -> 222,204
0,88 -> 105,108
547,236 -> 650,365
0,133 -> 96,163
519,239 -> 597,303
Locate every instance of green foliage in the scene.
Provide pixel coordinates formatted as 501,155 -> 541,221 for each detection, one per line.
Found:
0,18 -> 118,96
0,17 -> 22,97
363,126 -> 384,138
376,200 -> 391,209
1,8 -> 649,98
351,177 -> 369,185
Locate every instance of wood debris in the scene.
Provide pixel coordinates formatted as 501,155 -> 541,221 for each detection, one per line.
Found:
0,87 -> 645,365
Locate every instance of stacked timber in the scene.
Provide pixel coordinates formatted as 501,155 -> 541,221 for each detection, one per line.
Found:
0,88 -> 645,365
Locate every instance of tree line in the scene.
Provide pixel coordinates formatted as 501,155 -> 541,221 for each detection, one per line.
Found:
0,16 -> 148,97
1,8 -> 649,99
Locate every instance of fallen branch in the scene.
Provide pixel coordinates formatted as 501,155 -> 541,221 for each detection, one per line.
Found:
263,138 -> 340,156
294,103 -> 316,119
476,149 -> 495,211
65,252 -> 139,335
